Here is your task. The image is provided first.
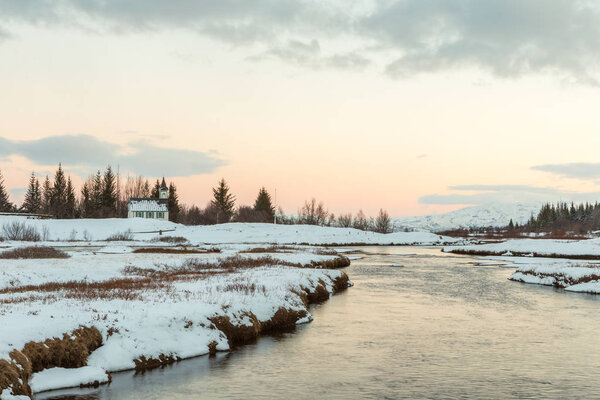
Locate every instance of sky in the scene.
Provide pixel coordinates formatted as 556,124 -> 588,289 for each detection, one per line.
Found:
2,0 -> 600,217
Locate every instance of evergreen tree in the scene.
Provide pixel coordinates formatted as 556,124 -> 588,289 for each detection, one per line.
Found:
22,172 -> 42,213
253,187 -> 275,222
42,176 -> 52,214
168,182 -> 180,222
80,181 -> 94,218
143,180 -> 151,198
508,219 -> 515,231
101,166 -> 117,217
0,169 -> 13,212
65,177 -> 76,218
211,178 -> 236,223
91,171 -> 103,217
50,164 -> 67,217
151,180 -> 161,198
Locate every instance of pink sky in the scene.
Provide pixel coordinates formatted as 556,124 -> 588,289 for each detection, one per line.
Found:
2,3 -> 600,217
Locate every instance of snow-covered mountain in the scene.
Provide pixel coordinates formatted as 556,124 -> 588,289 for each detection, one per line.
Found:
393,202 -> 541,232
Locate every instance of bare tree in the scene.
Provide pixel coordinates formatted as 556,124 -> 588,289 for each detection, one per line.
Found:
337,213 -> 353,227
123,175 -> 151,200
353,209 -> 372,231
300,198 -> 330,226
375,208 -> 393,233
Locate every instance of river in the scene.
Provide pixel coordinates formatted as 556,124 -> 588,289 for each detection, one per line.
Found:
36,246 -> 600,399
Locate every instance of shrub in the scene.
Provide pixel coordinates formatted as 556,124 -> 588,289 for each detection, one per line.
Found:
105,230 -> 133,241
151,236 -> 189,244
2,222 -> 41,241
0,246 -> 69,259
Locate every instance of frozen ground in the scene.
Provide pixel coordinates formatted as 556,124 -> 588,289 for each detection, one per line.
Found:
0,216 -> 461,245
0,236 -> 352,399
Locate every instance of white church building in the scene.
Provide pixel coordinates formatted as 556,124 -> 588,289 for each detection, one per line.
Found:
127,178 -> 170,221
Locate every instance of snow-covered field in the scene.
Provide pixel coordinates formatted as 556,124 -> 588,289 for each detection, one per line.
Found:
0,221 -> 357,399
0,216 -> 461,246
444,238 -> 600,258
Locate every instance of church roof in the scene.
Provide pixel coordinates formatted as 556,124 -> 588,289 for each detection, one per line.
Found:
160,177 -> 168,190
128,198 -> 169,212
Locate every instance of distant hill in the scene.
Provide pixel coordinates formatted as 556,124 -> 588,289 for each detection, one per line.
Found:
393,202 -> 541,232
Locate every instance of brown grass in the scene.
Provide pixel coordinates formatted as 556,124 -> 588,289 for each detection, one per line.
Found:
151,236 -> 189,244
0,350 -> 33,398
21,326 -> 103,373
134,354 -> 181,372
240,245 -> 298,253
0,327 -> 102,398
513,267 -> 600,289
449,248 -> 600,260
0,246 -> 69,259
132,247 -> 219,254
210,313 -> 261,348
0,255 -> 352,304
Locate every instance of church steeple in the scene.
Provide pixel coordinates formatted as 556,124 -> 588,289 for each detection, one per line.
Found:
159,177 -> 168,199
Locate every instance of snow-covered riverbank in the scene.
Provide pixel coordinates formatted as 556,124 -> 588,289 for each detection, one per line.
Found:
444,238 -> 600,259
0,241 -> 351,399
448,237 -> 600,294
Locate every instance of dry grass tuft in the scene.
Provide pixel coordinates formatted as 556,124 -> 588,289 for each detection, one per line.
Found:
105,230 -> 133,241
0,246 -> 69,259
240,245 -> 298,254
151,236 -> 189,244
21,326 -> 102,373
0,350 -> 33,398
1,327 -> 102,397
209,313 -> 261,348
261,308 -> 307,333
134,354 -> 181,371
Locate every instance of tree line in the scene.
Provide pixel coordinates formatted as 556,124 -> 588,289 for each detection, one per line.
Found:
0,167 -> 394,233
0,165 -> 182,221
507,202 -> 600,234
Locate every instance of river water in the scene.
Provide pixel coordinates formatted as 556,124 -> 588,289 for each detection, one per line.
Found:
37,246 -> 600,400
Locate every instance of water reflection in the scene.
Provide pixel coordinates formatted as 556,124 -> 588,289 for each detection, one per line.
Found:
37,246 -> 600,400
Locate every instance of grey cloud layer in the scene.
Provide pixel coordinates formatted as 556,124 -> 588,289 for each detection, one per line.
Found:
420,184 -> 600,205
532,163 -> 600,180
1,1 -> 599,81
0,135 -> 224,177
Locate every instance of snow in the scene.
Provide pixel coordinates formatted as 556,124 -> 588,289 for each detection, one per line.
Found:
445,238 -> 600,258
0,240 -> 352,396
128,201 -> 168,212
394,202 -> 540,232
0,216 -> 461,245
30,367 -> 109,393
0,390 -> 30,400
474,253 -> 600,293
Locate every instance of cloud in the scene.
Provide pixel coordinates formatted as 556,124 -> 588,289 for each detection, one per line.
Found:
252,39 -> 370,70
365,0 -> 600,83
3,1 -> 600,81
420,184 -> 600,205
531,163 -> 600,181
0,135 -> 225,178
